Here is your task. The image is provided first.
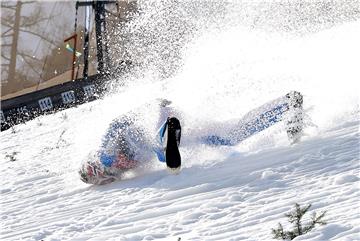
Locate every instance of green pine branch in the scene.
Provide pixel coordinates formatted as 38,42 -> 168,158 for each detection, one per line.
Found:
272,203 -> 327,240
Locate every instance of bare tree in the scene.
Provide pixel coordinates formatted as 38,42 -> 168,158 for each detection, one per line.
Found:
1,1 -> 67,95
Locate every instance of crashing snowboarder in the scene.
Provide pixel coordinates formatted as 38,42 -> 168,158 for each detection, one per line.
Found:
79,91 -> 303,185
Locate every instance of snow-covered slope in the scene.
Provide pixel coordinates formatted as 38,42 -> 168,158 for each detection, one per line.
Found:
1,2 -> 359,241
1,111 -> 358,241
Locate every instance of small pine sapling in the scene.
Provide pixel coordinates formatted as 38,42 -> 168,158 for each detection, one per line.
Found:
272,223 -> 287,240
272,203 -> 327,240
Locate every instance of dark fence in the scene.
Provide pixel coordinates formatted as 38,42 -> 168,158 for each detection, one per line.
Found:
1,74 -> 108,131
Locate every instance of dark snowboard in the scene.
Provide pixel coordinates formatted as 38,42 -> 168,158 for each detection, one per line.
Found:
165,117 -> 181,170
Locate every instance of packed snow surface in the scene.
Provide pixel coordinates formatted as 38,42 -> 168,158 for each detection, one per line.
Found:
1,2 -> 359,241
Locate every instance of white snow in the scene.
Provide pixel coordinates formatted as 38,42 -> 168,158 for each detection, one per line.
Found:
1,3 -> 360,241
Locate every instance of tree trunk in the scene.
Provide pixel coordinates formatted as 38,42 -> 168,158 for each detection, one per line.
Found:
8,1 -> 22,93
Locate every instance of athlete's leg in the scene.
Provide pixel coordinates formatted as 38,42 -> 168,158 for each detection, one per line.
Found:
153,117 -> 181,171
198,93 -> 302,146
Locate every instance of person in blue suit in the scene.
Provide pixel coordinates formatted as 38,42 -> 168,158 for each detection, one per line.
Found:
79,91 -> 303,185
79,99 -> 182,185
